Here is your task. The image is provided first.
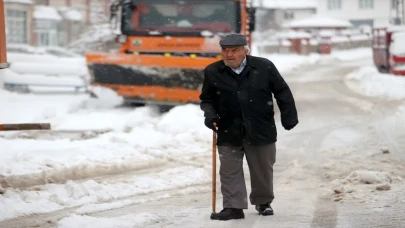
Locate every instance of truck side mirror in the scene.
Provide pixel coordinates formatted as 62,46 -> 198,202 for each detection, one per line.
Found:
247,8 -> 256,32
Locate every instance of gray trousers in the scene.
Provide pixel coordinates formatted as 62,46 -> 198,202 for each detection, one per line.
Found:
218,142 -> 276,209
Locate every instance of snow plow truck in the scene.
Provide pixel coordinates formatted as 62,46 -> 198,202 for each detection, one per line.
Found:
85,0 -> 256,106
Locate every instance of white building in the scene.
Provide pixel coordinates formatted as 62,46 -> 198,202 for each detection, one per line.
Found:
252,0 -> 317,29
316,0 -> 404,28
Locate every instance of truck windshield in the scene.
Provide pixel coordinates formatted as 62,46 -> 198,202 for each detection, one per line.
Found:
121,0 -> 240,35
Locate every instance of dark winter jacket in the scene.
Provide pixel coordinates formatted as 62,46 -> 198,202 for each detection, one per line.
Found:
199,55 -> 298,146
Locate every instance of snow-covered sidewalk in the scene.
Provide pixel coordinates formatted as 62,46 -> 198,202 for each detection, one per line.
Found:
345,65 -> 405,99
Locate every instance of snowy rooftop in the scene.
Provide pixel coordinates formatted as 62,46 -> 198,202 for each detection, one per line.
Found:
387,25 -> 405,32
276,30 -> 312,39
4,0 -> 33,4
58,7 -> 82,21
285,17 -> 353,28
34,5 -> 62,21
252,0 -> 317,9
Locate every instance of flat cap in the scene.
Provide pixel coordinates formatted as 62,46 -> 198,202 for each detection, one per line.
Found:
219,34 -> 248,47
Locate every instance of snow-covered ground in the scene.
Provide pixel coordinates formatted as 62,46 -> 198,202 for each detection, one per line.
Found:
1,47 -> 404,227
345,66 -> 405,99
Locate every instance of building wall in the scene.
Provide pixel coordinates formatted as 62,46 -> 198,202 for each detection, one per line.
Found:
257,7 -> 316,29
317,0 -> 401,27
277,8 -> 316,26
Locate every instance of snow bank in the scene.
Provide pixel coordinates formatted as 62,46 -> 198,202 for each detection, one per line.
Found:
57,213 -> 160,228
0,90 -> 212,187
389,31 -> 405,56
7,53 -> 86,70
0,166 -> 209,222
4,51 -> 89,90
331,48 -> 372,61
345,66 -> 405,99
10,62 -> 85,76
79,86 -> 124,109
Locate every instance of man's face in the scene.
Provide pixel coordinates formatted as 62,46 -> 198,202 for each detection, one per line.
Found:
221,46 -> 248,68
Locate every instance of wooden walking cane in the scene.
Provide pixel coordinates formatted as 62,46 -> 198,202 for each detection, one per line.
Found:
212,122 -> 217,214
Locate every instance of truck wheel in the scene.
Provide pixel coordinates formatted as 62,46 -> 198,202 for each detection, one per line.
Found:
377,65 -> 388,73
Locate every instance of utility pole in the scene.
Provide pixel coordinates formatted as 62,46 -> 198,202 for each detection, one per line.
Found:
394,0 -> 405,25
0,0 -> 8,69
402,0 -> 405,25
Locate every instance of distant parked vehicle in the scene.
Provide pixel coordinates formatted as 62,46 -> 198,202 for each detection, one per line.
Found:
372,25 -> 405,76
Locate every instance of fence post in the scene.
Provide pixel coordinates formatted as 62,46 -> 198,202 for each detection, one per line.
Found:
0,0 -> 8,69
0,123 -> 51,131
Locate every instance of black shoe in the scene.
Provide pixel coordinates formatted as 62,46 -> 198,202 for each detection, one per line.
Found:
255,204 -> 274,216
210,208 -> 245,220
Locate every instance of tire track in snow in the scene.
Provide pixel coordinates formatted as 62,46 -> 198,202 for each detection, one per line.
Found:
0,183 -> 212,228
0,145 -> 212,190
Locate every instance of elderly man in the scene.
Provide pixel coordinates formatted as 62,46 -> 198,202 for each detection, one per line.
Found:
199,34 -> 298,221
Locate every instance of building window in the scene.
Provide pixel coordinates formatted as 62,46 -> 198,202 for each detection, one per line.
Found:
392,0 -> 399,9
34,19 -> 59,46
36,30 -> 58,46
359,0 -> 374,9
36,0 -> 50,5
284,11 -> 294,20
5,9 -> 28,44
349,19 -> 374,28
328,0 -> 342,10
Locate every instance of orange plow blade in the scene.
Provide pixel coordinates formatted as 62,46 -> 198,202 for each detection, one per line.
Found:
86,53 -> 220,105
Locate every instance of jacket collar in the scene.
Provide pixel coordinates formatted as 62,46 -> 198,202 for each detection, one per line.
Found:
219,55 -> 257,71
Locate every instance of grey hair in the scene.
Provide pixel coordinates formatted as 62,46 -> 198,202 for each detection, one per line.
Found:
244,45 -> 250,54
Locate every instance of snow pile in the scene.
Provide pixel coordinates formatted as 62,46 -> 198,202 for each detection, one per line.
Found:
0,91 -> 212,188
345,170 -> 392,184
345,66 -> 405,99
76,86 -> 124,110
330,169 -> 401,201
0,166 -> 209,221
4,50 -> 89,90
7,44 -> 80,57
331,48 -> 372,61
57,213 -> 160,228
389,31 -> 405,56
10,62 -> 85,76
